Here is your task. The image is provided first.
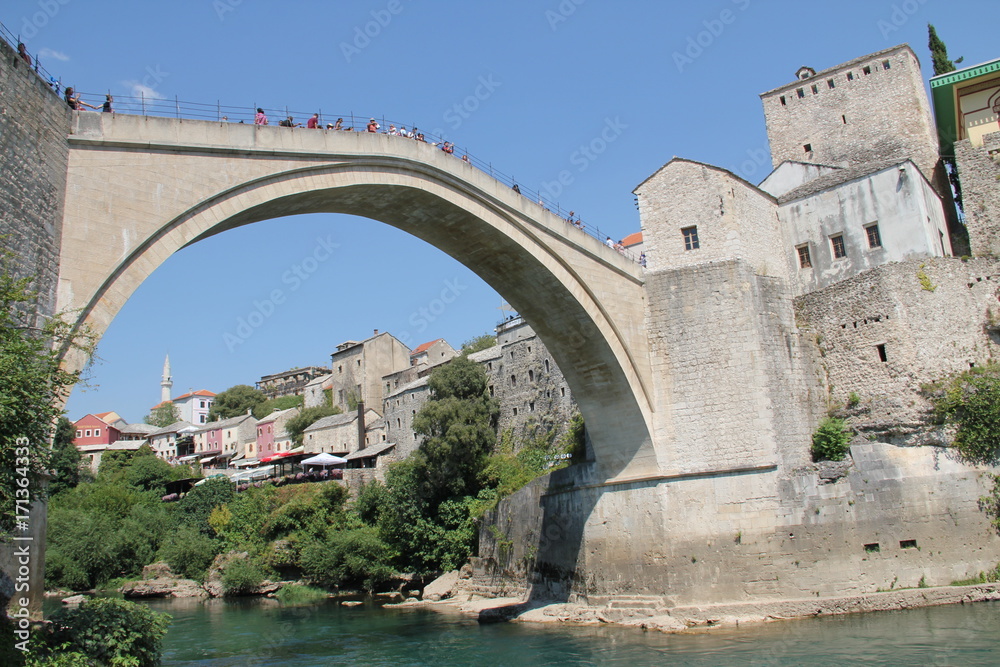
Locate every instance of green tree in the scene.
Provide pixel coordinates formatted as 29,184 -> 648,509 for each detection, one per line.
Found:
177,476 -> 235,535
122,452 -> 175,494
157,523 -> 221,581
144,402 -> 180,427
252,394 -> 303,419
461,333 -> 496,355
928,24 -> 959,76
49,416 -> 84,496
299,525 -> 396,591
0,254 -> 92,534
209,384 -> 266,421
285,405 -> 342,445
412,355 -> 499,503
96,449 -> 134,480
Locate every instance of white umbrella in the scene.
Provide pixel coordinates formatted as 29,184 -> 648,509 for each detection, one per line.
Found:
301,452 -> 347,467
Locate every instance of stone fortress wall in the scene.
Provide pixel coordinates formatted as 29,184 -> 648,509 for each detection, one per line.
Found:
0,38 -> 72,618
796,256 -> 1000,407
0,38 -> 70,320
956,131 -> 1000,257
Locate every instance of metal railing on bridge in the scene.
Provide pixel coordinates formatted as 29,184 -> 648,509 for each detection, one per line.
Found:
1,19 -> 642,265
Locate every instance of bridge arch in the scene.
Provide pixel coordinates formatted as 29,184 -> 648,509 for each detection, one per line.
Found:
59,113 -> 658,478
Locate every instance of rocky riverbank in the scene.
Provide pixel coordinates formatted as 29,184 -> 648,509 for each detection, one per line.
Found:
406,572 -> 1000,634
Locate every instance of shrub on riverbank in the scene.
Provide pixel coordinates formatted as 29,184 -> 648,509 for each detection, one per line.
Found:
221,557 -> 266,596
27,598 -> 169,667
299,526 -> 396,591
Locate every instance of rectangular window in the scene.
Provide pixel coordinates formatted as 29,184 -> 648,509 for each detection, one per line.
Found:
804,143 -> 812,153
831,234 -> 847,259
779,95 -> 786,106
85,429 -> 92,437
76,430 -> 82,438
682,226 -> 700,251
863,65 -> 871,75
899,539 -> 917,549
796,88 -> 805,99
847,72 -> 854,81
865,223 -> 882,249
827,78 -> 835,89
811,84 -> 818,95
876,344 -> 888,363
797,244 -> 812,269
882,59 -> 891,70
94,429 -> 101,438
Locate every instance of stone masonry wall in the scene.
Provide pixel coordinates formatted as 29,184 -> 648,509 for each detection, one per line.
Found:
635,160 -> 784,280
795,257 -> 1000,406
479,440 -> 999,607
761,45 -> 941,190
0,38 -> 70,319
0,38 -> 71,619
643,259 -> 820,474
955,133 -> 1000,257
487,320 -> 577,444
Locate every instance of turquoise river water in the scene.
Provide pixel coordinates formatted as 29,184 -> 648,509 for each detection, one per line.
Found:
122,596 -> 1000,666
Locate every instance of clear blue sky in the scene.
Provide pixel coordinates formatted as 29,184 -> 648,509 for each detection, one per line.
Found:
5,0 -> 992,424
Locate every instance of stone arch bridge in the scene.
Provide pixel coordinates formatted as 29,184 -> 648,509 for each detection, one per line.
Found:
58,113 -> 657,480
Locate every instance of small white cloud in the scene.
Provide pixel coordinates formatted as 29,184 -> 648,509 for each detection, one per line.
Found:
122,81 -> 165,100
38,48 -> 69,61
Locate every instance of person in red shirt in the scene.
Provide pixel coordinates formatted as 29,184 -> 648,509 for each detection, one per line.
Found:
307,113 -> 319,129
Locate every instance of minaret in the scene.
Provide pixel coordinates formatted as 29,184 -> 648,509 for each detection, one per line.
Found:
160,354 -> 172,403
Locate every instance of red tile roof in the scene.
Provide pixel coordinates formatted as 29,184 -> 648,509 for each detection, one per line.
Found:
173,389 -> 216,401
411,339 -> 443,356
621,231 -> 643,247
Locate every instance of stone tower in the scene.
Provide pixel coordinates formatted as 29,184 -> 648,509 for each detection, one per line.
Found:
759,44 -> 942,187
160,354 -> 172,403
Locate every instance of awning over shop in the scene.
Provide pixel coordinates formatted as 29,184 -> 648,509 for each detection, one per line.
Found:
233,458 -> 260,468
344,442 -> 396,461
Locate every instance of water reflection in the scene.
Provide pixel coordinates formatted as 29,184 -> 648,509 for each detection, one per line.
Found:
135,597 -> 1000,666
